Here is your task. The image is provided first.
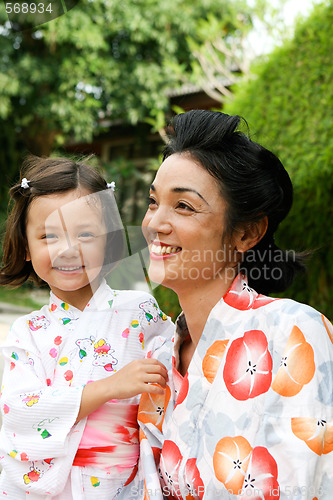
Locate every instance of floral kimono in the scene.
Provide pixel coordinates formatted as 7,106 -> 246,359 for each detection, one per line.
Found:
127,273 -> 333,500
0,280 -> 174,499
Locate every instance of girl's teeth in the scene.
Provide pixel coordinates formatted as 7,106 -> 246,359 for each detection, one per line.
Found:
58,266 -> 81,271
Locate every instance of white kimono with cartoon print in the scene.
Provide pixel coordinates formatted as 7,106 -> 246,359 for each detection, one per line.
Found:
123,273 -> 333,500
0,280 -> 174,499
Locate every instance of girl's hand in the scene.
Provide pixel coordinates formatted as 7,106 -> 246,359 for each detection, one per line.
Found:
109,358 -> 169,399
75,359 -> 168,423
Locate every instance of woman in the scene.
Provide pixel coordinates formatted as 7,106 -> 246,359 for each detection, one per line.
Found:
127,110 -> 332,500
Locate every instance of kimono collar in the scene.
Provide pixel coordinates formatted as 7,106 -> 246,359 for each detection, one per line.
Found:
174,272 -> 272,341
48,279 -> 114,316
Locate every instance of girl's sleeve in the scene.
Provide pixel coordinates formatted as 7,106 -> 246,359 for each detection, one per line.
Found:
138,294 -> 175,356
0,330 -> 83,460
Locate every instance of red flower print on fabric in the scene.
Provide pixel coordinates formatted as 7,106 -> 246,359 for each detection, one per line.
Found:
223,330 -> 272,400
138,385 -> 171,431
291,417 -> 333,455
213,436 -> 279,498
184,458 -> 205,499
160,440 -> 182,499
202,340 -> 229,384
240,446 -> 279,499
172,356 -> 189,408
160,441 -> 204,500
271,326 -> 315,397
174,372 -> 189,409
224,276 -> 277,311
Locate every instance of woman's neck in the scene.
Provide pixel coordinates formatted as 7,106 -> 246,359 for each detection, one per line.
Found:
176,272 -> 235,346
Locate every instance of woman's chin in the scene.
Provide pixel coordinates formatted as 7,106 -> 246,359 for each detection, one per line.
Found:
147,262 -> 176,288
147,266 -> 167,287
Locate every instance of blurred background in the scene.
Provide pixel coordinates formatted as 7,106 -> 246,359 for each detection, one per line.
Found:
0,0 -> 332,319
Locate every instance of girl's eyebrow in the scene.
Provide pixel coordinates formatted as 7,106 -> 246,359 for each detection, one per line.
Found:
150,183 -> 209,206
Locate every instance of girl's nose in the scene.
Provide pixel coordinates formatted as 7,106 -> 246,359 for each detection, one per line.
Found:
59,244 -> 80,258
54,236 -> 81,259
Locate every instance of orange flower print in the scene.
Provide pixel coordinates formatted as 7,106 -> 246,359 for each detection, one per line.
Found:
272,326 -> 315,397
138,385 -> 171,431
223,330 -> 272,401
321,315 -> 333,344
291,418 -> 333,455
213,437 -> 280,498
213,436 -> 252,492
202,340 -> 229,384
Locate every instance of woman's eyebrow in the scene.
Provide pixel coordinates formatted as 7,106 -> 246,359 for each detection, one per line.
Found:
150,184 -> 209,205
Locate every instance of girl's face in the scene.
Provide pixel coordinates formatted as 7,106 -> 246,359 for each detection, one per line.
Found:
26,189 -> 107,310
142,153 -> 239,293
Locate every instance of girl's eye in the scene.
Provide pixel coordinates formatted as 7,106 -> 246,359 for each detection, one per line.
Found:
79,232 -> 95,239
43,234 -> 57,240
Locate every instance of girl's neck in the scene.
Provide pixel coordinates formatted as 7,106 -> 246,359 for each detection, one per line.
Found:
50,280 -> 101,311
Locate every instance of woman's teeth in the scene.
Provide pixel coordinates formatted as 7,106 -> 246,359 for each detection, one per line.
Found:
151,244 -> 181,255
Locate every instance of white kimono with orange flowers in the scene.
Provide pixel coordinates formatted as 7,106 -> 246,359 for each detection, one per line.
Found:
122,273 -> 333,500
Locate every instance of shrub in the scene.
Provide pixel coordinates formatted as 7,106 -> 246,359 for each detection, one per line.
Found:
225,0 -> 333,317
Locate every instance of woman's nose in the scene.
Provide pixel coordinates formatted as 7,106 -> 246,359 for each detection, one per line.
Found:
143,206 -> 172,235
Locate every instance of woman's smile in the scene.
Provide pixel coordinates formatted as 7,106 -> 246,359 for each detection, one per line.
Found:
150,241 -> 182,260
142,153 -> 236,292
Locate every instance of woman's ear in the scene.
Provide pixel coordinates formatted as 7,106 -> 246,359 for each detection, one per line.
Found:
235,216 -> 268,253
26,247 -> 31,262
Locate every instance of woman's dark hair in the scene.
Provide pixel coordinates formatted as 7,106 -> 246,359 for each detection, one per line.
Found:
0,155 -> 124,287
163,110 -> 305,294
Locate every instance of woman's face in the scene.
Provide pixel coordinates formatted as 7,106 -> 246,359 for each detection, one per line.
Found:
142,153 -> 238,292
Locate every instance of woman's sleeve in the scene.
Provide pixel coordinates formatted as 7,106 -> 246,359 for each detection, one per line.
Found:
0,324 -> 83,461
261,311 -> 333,499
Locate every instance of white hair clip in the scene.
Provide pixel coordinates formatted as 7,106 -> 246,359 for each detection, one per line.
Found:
106,181 -> 116,191
21,178 -> 30,189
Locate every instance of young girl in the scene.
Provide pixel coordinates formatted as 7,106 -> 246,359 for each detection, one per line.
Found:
0,156 -> 173,499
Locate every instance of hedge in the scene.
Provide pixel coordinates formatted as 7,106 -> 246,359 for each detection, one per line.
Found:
224,0 -> 333,317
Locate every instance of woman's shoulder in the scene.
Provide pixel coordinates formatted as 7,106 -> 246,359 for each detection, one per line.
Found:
255,297 -> 333,357
262,296 -> 330,327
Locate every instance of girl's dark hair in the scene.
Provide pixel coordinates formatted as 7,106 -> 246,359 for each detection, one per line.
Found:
0,155 -> 124,287
163,110 -> 305,294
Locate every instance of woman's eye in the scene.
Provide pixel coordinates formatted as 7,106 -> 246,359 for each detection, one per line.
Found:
43,234 -> 57,240
177,202 -> 193,211
147,196 -> 157,207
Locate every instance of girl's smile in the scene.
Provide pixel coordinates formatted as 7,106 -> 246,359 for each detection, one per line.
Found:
25,189 -> 107,309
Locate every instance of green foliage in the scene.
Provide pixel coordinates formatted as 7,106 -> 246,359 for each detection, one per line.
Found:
225,0 -> 333,317
153,285 -> 181,322
0,0 -> 251,155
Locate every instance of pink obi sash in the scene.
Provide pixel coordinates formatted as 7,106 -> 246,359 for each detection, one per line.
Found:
73,402 -> 139,473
